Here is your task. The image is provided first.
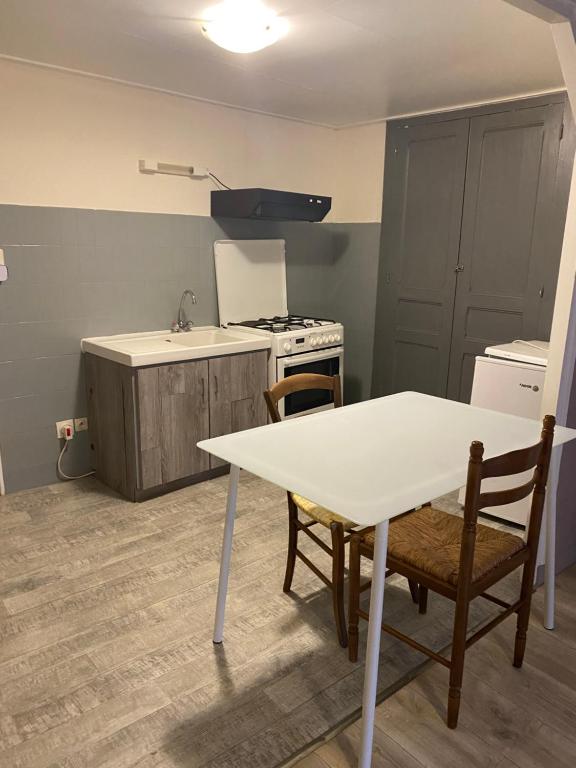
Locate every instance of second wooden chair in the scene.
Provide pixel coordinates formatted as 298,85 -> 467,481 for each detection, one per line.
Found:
264,373 -> 420,648
264,373 -> 352,646
347,414 -> 555,728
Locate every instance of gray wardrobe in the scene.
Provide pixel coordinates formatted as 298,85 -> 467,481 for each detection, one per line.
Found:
372,93 -> 575,403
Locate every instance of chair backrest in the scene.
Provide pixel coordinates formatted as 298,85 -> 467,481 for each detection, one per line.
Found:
263,373 -> 342,423
458,414 -> 556,592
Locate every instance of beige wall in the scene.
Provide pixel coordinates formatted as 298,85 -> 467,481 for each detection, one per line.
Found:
0,58 -> 385,223
330,123 -> 387,223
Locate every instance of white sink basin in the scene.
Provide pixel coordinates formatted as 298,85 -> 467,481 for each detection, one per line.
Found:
81,327 -> 270,367
164,329 -> 246,348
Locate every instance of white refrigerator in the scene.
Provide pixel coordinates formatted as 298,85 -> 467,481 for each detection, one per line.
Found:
459,341 -> 548,526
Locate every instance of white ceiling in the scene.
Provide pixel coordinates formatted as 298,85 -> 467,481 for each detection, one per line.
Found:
0,0 -> 564,127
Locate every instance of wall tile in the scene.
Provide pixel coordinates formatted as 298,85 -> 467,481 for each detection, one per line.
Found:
0,318 -> 98,361
0,355 -> 82,399
0,204 -> 380,492
3,245 -> 83,285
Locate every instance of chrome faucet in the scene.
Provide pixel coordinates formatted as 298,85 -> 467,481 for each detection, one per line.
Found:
173,289 -> 198,332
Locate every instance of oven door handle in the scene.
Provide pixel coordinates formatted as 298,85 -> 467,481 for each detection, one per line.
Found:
279,347 -> 344,368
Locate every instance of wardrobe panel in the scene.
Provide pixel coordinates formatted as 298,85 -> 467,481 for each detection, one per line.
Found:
371,119 -> 469,398
447,102 -> 566,402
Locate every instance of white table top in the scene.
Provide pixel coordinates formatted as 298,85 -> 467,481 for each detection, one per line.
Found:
198,392 -> 576,526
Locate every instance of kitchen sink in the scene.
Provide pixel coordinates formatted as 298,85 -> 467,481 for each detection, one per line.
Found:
81,327 -> 270,367
164,329 -> 247,347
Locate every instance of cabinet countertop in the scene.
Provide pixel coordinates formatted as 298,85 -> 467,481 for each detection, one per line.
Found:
81,328 -> 271,367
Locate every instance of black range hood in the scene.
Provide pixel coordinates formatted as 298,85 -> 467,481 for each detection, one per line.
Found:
211,188 -> 331,222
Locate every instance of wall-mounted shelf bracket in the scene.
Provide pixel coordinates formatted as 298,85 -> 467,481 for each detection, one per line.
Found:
138,160 -> 209,179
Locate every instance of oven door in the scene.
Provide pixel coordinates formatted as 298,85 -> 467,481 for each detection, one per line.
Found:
276,347 -> 344,418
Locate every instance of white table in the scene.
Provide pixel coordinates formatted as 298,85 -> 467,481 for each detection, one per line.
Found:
198,392 -> 576,767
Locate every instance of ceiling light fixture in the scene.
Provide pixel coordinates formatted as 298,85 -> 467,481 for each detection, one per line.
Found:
201,1 -> 287,54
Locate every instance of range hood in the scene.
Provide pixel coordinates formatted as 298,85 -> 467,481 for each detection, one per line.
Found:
211,188 -> 331,222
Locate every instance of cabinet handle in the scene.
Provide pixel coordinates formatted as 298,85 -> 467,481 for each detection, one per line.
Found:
201,378 -> 205,403
214,375 -> 218,398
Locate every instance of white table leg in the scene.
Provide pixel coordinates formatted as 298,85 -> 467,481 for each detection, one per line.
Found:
213,464 -> 240,644
358,519 -> 389,768
544,446 -> 561,630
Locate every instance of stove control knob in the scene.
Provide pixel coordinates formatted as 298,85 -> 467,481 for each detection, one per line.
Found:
335,334 -> 341,342
328,334 -> 335,343
310,337 -> 317,347
284,342 -> 292,353
322,335 -> 329,344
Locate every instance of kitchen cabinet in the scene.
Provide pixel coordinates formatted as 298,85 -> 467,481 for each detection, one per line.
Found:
85,349 -> 268,500
136,361 -> 210,488
208,351 -> 268,468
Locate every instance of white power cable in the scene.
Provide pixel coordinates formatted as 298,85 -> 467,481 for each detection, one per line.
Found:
57,440 -> 95,481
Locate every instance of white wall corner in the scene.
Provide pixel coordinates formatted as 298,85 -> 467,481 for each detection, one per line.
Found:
542,21 -> 576,421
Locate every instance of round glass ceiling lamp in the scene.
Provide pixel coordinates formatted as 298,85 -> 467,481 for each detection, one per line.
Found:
201,1 -> 287,53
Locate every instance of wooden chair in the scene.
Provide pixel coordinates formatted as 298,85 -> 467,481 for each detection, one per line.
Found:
264,373 -> 352,647
264,373 -> 423,647
347,414 -> 556,728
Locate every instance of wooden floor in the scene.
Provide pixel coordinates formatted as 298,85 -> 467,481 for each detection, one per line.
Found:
295,566 -> 576,768
1,473 -> 575,768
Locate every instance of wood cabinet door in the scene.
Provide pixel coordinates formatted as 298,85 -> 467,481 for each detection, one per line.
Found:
371,118 -> 469,399
208,351 -> 268,468
136,360 -> 210,488
447,102 -> 568,402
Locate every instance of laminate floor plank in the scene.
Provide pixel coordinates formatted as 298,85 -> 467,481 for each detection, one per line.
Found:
289,755 -> 330,768
297,566 -> 576,768
373,686 -> 502,768
530,576 -> 576,650
2,475 -> 574,768
2,506 -> 287,617
312,721 -> 424,768
462,620 -> 576,735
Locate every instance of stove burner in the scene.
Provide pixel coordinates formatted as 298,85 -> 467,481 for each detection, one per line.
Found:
232,314 -> 335,333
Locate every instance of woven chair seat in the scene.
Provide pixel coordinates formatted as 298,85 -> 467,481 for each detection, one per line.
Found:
291,493 -> 357,531
362,506 -> 525,585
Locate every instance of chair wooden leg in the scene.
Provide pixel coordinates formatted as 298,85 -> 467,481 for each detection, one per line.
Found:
283,494 -> 298,593
331,522 -> 348,648
348,533 -> 361,661
419,586 -> 429,615
447,599 -> 470,729
514,559 -> 536,668
408,579 -> 419,604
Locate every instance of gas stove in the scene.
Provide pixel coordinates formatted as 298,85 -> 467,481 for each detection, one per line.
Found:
231,314 -> 335,334
214,239 -> 344,418
230,314 -> 343,357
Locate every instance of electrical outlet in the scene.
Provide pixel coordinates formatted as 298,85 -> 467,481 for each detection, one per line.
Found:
56,419 -> 75,439
74,417 -> 88,432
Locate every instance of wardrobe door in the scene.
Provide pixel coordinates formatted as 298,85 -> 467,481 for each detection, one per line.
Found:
372,119 -> 469,398
447,102 -> 566,402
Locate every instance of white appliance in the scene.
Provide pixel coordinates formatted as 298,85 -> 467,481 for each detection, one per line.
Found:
214,239 -> 344,418
459,340 -> 549,526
